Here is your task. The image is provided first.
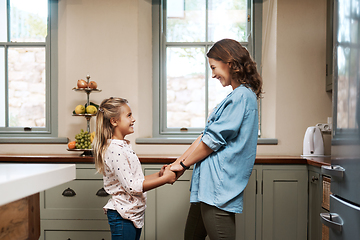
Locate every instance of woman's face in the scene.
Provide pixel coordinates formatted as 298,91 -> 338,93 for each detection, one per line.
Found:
208,58 -> 239,90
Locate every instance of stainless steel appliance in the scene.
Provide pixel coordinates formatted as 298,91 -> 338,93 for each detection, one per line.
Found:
320,0 -> 360,239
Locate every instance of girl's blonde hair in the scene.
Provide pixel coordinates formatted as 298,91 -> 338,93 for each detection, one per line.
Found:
93,97 -> 128,175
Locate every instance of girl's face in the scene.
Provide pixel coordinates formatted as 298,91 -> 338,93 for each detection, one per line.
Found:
111,103 -> 136,140
208,58 -> 239,90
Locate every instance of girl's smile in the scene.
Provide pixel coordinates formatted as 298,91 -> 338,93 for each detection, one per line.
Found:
111,103 -> 136,140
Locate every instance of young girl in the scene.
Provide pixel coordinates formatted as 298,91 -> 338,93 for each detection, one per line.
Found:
93,97 -> 176,240
170,38 -> 263,240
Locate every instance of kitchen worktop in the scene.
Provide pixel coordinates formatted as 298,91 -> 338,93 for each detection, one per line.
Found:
0,154 -> 331,167
0,163 -> 76,206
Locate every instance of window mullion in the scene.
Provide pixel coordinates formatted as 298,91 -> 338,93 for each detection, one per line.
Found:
4,45 -> 8,128
205,0 -> 209,123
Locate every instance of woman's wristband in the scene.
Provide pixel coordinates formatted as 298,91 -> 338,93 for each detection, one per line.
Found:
180,160 -> 190,170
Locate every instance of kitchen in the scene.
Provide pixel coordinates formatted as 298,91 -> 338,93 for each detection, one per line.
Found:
0,0 -> 358,240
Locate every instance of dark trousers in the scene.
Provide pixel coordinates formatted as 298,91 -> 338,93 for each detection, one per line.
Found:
184,202 -> 236,240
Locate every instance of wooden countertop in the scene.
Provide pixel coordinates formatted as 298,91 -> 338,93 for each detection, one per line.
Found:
0,154 -> 331,167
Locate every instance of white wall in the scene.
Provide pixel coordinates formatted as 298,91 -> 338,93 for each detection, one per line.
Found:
0,0 -> 332,156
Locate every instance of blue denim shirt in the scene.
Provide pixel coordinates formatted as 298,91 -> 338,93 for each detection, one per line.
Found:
190,85 -> 258,213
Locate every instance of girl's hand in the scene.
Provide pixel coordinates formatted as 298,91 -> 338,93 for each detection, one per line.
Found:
163,165 -> 176,184
159,164 -> 167,177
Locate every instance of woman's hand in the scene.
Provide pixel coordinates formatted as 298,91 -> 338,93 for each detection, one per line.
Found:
170,162 -> 186,180
170,162 -> 183,172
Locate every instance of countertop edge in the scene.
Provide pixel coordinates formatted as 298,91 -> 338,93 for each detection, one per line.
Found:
0,155 -> 331,167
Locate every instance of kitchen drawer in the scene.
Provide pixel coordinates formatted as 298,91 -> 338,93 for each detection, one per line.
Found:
44,230 -> 111,240
40,166 -> 110,220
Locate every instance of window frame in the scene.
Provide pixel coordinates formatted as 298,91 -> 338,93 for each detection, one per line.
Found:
0,0 -> 63,142
151,0 -> 262,139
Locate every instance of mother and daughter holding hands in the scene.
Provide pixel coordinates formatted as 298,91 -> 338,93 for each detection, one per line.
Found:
93,38 -> 263,240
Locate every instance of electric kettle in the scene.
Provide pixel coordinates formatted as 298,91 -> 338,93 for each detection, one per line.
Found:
302,126 -> 324,156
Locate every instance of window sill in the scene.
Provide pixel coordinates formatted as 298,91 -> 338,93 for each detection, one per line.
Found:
135,137 -> 278,145
0,137 -> 68,144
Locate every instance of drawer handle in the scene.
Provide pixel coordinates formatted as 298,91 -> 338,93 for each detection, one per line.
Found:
96,187 -> 109,197
320,212 -> 343,232
62,187 -> 76,197
321,165 -> 345,178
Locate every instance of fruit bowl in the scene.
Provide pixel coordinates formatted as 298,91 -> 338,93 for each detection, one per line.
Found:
72,87 -> 102,92
67,148 -> 93,156
72,113 -> 96,116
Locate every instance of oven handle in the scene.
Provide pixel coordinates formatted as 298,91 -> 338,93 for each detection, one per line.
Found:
320,213 -> 343,232
321,165 -> 345,178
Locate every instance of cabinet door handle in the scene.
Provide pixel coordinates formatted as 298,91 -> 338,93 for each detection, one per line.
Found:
96,187 -> 109,197
321,165 -> 345,178
62,187 -> 76,197
311,176 -> 319,182
320,213 -> 343,232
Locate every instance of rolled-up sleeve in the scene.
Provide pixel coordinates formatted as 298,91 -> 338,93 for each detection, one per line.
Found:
202,95 -> 247,152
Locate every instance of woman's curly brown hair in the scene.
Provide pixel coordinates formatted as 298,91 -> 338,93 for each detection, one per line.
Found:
207,39 -> 263,98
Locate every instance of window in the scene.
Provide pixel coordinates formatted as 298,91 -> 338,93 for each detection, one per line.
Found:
0,0 -> 60,140
152,0 -> 262,138
332,0 -> 360,143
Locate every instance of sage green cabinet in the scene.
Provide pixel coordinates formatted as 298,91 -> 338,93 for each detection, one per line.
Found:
308,166 -> 328,240
261,165 -> 308,240
38,164 -> 308,240
142,165 -> 257,240
39,164 -> 111,240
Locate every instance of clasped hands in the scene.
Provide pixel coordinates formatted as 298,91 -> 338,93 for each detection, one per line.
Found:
159,161 -> 186,185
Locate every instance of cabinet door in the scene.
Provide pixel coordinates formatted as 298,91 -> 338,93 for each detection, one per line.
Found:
308,170 -> 322,240
262,168 -> 308,240
144,168 -> 192,240
40,168 -> 110,220
235,168 -> 256,240
143,167 -> 256,240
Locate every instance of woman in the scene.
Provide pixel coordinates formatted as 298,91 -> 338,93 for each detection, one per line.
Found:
170,38 -> 263,240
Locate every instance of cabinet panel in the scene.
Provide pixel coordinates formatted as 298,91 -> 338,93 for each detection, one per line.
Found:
45,230 -> 111,240
262,169 -> 308,240
144,168 -> 192,240
308,170 -> 322,240
40,167 -> 110,220
235,169 -> 256,240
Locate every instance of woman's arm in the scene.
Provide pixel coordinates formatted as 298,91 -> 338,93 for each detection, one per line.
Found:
174,134 -> 203,164
170,140 -> 213,172
158,135 -> 203,179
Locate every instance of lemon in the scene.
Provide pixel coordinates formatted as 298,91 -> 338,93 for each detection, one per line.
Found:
90,132 -> 95,143
86,105 -> 97,114
75,105 -> 85,114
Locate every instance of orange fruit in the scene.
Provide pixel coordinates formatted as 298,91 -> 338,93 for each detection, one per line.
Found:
68,141 -> 76,149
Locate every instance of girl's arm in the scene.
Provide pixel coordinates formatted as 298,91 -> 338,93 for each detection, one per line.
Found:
143,165 -> 176,192
170,140 -> 213,172
145,171 -> 161,180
